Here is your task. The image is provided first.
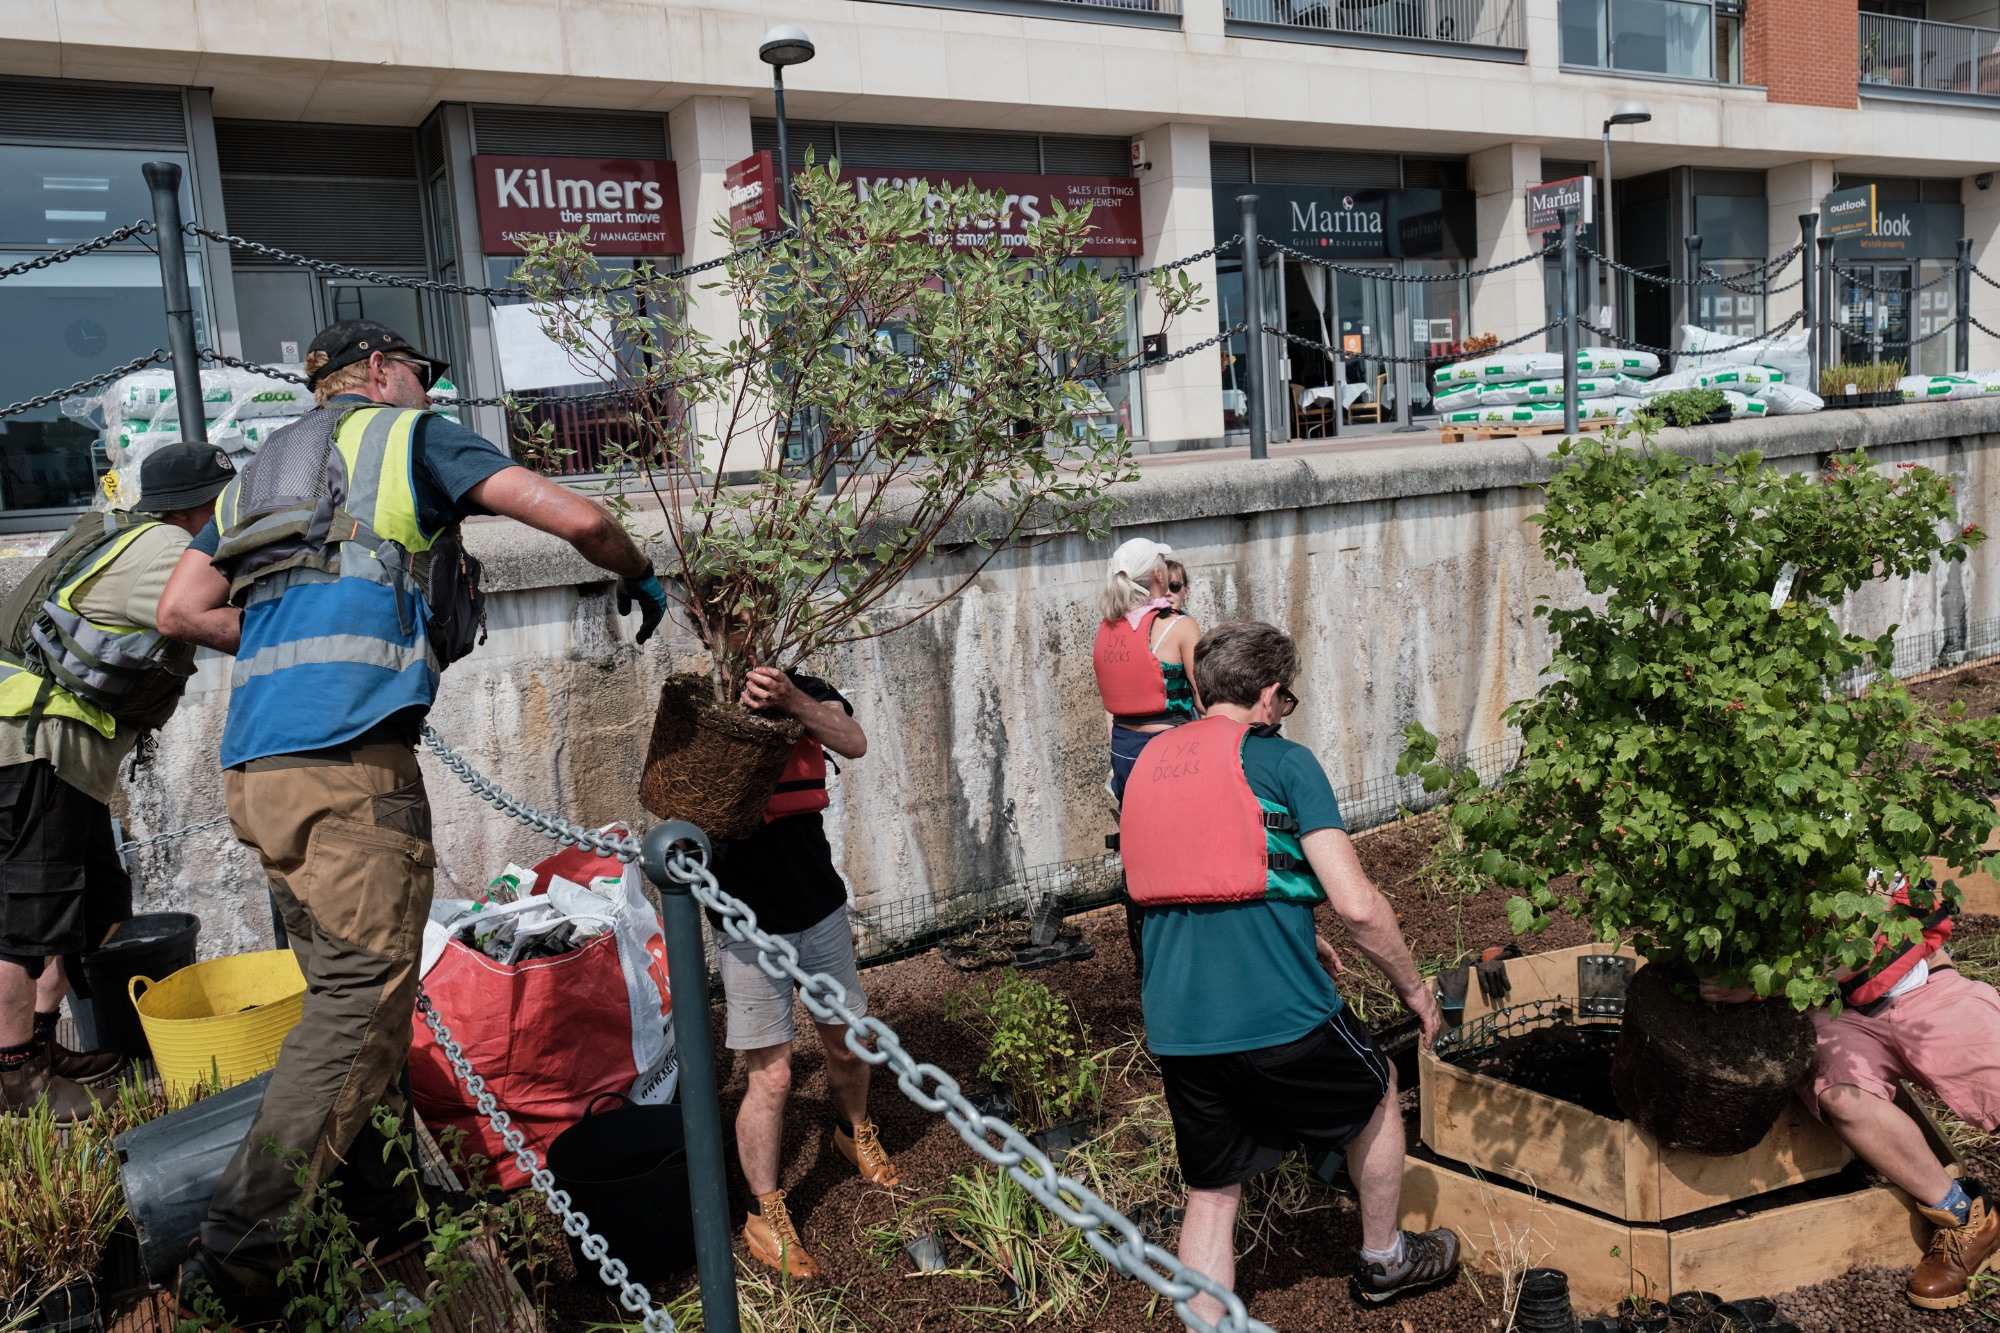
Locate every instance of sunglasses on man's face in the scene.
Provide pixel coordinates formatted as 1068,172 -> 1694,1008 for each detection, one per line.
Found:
385,353 -> 438,392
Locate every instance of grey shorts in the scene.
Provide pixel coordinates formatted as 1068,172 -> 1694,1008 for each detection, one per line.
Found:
716,906 -> 868,1050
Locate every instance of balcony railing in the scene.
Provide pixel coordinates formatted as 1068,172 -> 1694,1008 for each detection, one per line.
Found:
1860,12 -> 2000,97
1228,0 -> 1524,48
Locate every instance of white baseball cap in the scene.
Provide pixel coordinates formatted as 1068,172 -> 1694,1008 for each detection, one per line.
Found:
1110,537 -> 1173,583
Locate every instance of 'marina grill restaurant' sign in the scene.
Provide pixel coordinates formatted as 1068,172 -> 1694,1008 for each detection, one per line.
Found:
1216,185 -> 1478,260
473,155 -> 686,255
726,152 -> 1143,258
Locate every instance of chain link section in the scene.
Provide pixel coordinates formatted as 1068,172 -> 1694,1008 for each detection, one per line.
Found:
1576,309 -> 1804,358
1971,315 -> 2000,341
1267,320 -> 1560,368
1260,234 -> 1553,281
1124,236 -> 1241,283
419,725 -> 1276,1333
116,814 -> 234,855
2,350 -> 169,419
1831,263 -> 1961,295
413,989 -> 673,1333
1153,322 -> 1246,367
0,222 -> 155,280
1581,243 -> 1802,293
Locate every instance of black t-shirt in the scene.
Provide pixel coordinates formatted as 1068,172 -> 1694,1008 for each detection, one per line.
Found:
708,673 -> 852,936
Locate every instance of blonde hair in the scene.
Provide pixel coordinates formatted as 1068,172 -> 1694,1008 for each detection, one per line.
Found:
1100,567 -> 1158,624
306,351 -> 369,405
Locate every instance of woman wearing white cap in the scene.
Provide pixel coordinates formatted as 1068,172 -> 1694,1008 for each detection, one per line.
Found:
1094,536 -> 1200,803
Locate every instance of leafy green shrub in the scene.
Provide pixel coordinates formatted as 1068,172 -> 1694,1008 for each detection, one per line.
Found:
1401,430 -> 2000,1007
1638,386 -> 1728,427
944,971 -> 1101,1129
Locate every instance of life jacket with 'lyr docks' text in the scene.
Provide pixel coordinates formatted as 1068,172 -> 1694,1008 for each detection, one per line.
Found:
1119,715 -> 1326,907
1841,880 -> 1954,1009
764,736 -> 830,822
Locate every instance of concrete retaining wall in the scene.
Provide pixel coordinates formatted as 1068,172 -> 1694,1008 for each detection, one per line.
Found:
41,401 -> 2000,961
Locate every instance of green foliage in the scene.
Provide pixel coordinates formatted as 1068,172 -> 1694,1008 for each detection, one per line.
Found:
910,1164 -> 1108,1322
1400,430 -> 2000,1006
1820,359 -> 1905,397
510,158 -> 1205,702
1637,386 -> 1728,427
944,970 -> 1101,1130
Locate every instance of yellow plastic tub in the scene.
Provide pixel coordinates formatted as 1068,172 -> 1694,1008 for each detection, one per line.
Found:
129,950 -> 307,1093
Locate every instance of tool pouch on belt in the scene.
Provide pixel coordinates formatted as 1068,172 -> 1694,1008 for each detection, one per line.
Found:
415,529 -> 487,667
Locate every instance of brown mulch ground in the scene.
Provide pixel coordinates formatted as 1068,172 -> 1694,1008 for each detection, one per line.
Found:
1910,659 -> 2000,720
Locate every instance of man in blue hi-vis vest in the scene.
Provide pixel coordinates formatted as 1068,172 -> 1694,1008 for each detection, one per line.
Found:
156,320 -> 668,1325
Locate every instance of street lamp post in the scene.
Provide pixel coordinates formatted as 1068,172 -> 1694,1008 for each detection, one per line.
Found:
759,24 -> 816,223
1599,99 -> 1651,342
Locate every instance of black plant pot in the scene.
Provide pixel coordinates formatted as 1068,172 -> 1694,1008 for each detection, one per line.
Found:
1700,406 -> 1734,425
1822,390 -> 1903,408
23,1281 -> 101,1333
1029,1117 -> 1091,1158
1718,1297 -> 1777,1328
1617,1294 -> 1669,1331
1514,1267 -> 1577,1332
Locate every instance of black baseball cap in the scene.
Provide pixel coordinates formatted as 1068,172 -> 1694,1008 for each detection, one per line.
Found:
303,319 -> 448,391
139,442 -> 236,512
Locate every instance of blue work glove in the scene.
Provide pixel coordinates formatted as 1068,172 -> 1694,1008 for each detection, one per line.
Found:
616,566 -> 668,645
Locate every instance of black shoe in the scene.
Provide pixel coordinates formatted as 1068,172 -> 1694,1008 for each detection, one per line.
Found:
175,1241 -> 286,1329
1351,1227 -> 1461,1305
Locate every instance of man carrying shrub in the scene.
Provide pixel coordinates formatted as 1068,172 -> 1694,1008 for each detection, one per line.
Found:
1119,620 -> 1457,1320
712,664 -> 896,1278
1703,878 -> 2000,1311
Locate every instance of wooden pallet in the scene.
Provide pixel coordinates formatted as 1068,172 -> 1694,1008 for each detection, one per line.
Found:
1438,418 -> 1614,443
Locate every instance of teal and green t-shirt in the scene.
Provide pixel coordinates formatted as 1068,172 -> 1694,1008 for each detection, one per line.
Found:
1138,731 -> 1346,1056
1161,660 -> 1196,719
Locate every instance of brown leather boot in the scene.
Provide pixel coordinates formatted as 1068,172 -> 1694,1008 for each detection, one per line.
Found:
1910,1180 -> 2000,1309
0,1045 -> 98,1121
39,1015 -> 122,1086
743,1189 -> 820,1279
833,1117 -> 901,1187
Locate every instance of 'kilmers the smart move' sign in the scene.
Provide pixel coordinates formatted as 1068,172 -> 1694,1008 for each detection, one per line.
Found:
473,155 -> 685,256
1213,186 -> 1477,260
724,155 -> 1143,257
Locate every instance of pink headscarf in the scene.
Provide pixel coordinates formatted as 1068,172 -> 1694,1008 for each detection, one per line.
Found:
1124,597 -> 1174,631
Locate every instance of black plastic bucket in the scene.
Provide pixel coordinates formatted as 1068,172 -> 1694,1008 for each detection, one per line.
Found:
78,913 -> 199,1058
547,1094 -> 693,1286
115,1070 -> 270,1282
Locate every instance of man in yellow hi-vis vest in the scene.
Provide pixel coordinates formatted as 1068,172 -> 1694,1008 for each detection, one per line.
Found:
0,443 -> 241,1119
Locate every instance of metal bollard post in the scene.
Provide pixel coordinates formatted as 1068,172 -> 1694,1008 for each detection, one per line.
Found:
1561,210 -> 1579,436
1958,236 -> 1973,375
142,162 -> 206,445
640,821 -> 741,1333
1799,214 -> 1818,376
1682,234 -> 1704,373
1237,195 -> 1268,461
1818,236 -> 1836,376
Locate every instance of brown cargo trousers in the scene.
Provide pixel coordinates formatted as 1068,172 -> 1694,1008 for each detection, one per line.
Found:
201,740 -> 436,1283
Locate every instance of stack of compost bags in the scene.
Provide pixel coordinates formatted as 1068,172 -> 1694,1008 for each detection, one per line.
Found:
1434,347 -> 1661,428
65,365 -> 312,509
1655,326 -> 1823,416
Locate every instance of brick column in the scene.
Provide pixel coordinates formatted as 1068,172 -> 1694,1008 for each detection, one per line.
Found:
1469,143 -> 1547,348
1746,0 -> 1857,108
1136,121 -> 1226,448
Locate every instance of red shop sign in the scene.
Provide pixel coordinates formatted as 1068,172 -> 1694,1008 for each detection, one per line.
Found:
726,150 -> 778,233
473,155 -> 685,256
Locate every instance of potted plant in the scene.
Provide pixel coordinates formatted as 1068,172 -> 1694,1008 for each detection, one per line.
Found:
944,969 -> 1102,1156
1401,429 -> 2000,1154
1636,385 -> 1731,427
0,1104 -> 123,1332
511,161 -> 1203,836
1819,359 -> 1905,408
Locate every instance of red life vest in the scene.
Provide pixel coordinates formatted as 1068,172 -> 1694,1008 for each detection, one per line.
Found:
1841,882 -> 1954,1008
763,736 -> 829,822
1119,715 -> 1322,907
1094,610 -> 1170,717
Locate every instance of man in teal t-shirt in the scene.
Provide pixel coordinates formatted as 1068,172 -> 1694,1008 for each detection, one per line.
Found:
1123,620 -> 1457,1319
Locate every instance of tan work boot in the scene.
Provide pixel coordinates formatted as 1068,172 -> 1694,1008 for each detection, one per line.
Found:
0,1045 -> 97,1121
41,1017 -> 123,1086
744,1189 -> 820,1279
833,1117 -> 900,1187
1910,1180 -> 2000,1309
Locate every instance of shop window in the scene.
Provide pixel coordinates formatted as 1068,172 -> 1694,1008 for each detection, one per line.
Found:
0,146 -> 201,521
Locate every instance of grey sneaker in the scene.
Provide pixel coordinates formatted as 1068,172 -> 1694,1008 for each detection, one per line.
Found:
1351,1227 -> 1461,1305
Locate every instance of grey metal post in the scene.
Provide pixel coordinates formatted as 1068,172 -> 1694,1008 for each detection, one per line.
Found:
1391,274 -> 1415,431
772,67 -> 794,223
1561,211 -> 1580,435
640,821 -> 741,1333
1818,236 -> 1837,376
142,161 -> 206,445
1237,195 -> 1268,460
1799,214 -> 1818,375
1958,236 -> 1974,374
1683,235 -> 1704,371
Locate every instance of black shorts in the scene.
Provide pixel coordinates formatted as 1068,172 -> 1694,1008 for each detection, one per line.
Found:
1158,1005 -> 1392,1190
0,760 -> 131,974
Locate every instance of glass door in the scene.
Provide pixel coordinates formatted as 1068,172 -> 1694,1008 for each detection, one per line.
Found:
1335,263 -> 1397,423
1839,264 -> 1912,365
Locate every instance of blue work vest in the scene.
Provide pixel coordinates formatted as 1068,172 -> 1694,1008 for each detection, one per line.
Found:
213,404 -> 442,767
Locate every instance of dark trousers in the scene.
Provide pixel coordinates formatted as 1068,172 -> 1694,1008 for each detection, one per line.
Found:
201,742 -> 435,1282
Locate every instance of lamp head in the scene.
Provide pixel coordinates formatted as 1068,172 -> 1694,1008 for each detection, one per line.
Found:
760,24 -> 816,67
1605,99 -> 1652,130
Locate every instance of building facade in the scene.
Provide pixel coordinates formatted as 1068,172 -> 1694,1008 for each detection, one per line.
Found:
1,0 -> 1997,525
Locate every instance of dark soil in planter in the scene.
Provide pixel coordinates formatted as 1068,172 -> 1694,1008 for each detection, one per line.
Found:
637,673 -> 802,840
1612,960 -> 1816,1156
1456,1021 -> 1625,1121
1910,658 -> 2000,720
1821,390 -> 1904,409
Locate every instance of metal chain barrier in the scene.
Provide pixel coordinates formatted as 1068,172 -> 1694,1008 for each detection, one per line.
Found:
1268,320 -> 1560,368
1972,315 -> 2000,340
1577,308 -> 1804,359
2,350 -> 169,419
419,724 -> 1276,1333
1124,236 -> 1240,283
116,813 -> 234,855
1974,265 -> 2000,292
414,989 -> 674,1333
1261,234 -> 1553,281
1151,322 -> 1246,368
1830,264 -> 1960,295
1581,243 -> 1805,291
0,221 -> 155,281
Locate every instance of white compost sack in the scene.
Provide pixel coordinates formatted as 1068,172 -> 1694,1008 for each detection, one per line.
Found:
1638,369 -> 1704,398
1480,376 -> 1639,405
1434,350 -> 1565,388
1478,404 -> 1569,426
1901,374 -> 1987,402
1679,326 -> 1811,387
1696,365 -> 1785,390
1720,390 -> 1768,417
1577,347 -> 1662,378
1760,383 -> 1825,415
1434,385 -> 1484,412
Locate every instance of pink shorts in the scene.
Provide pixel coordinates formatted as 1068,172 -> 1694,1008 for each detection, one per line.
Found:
1804,966 -> 2000,1131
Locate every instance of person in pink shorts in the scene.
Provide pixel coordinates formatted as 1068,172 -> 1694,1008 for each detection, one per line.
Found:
1705,881 -> 2000,1311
